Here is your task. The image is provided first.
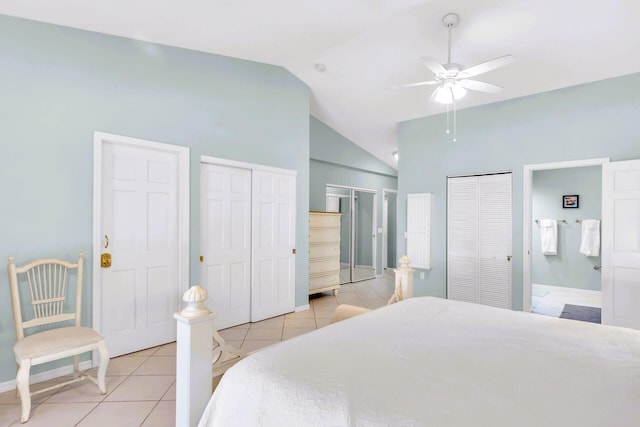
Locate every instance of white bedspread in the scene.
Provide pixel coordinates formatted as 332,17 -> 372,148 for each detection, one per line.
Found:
199,297 -> 640,427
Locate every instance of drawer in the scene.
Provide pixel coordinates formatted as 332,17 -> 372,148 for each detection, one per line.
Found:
309,227 -> 341,243
309,258 -> 340,275
309,272 -> 340,290
309,243 -> 340,259
309,213 -> 341,228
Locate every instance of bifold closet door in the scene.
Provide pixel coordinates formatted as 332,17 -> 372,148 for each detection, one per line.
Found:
447,173 -> 512,309
447,177 -> 479,303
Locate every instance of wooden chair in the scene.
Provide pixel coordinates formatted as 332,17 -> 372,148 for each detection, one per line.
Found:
7,252 -> 109,423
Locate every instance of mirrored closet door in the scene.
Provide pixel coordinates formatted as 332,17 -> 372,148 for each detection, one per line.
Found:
326,185 -> 377,284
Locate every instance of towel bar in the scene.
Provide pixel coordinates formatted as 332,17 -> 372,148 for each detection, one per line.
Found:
534,219 -> 567,224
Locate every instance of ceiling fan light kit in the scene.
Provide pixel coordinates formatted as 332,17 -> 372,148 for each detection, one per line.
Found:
393,12 -> 513,141
433,80 -> 467,104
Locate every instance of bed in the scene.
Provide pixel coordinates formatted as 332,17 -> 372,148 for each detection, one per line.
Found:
199,297 -> 640,426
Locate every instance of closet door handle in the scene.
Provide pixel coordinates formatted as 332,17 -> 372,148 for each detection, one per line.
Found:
507,255 -> 512,261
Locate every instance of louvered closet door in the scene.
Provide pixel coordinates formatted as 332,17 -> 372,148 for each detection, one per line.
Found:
447,173 -> 512,309
447,177 -> 479,303
478,174 -> 512,308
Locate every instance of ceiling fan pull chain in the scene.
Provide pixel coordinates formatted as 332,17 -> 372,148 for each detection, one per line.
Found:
446,104 -> 450,134
452,92 -> 457,142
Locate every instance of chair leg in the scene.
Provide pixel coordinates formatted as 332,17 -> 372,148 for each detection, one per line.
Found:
16,360 -> 32,423
15,362 -> 19,399
73,354 -> 80,379
96,340 -> 110,394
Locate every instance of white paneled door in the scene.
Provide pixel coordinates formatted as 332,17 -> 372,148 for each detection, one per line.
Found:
447,173 -> 512,309
97,136 -> 188,357
251,170 -> 296,322
201,164 -> 252,329
602,159 -> 640,329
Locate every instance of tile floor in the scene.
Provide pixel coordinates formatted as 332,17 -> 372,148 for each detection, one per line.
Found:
531,283 -> 601,318
0,272 -> 394,426
339,265 -> 377,284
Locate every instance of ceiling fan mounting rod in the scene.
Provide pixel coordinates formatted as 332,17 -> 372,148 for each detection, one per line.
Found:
442,13 -> 459,65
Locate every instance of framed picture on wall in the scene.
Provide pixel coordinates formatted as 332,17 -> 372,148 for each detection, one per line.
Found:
563,195 -> 579,208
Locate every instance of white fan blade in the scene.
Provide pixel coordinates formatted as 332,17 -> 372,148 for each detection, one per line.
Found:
428,87 -> 440,103
387,80 -> 440,90
420,56 -> 446,75
458,54 -> 514,78
460,79 -> 503,93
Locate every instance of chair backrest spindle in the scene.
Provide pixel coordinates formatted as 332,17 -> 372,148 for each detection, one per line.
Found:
8,253 -> 84,339
75,253 -> 83,327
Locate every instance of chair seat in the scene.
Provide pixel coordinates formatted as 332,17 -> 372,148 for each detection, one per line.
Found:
14,326 -> 104,360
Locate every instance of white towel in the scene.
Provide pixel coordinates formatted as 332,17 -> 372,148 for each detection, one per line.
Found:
540,219 -> 557,255
579,219 -> 600,257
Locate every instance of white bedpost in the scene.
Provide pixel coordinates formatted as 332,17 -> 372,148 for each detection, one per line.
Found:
174,285 -> 215,427
388,255 -> 415,304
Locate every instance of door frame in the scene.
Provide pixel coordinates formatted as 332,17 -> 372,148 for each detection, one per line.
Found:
92,131 -> 190,341
522,157 -> 609,312
382,188 -> 398,270
201,155 -> 298,177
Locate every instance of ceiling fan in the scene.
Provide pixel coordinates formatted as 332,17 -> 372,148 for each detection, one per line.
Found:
391,13 -> 514,141
397,13 -> 514,104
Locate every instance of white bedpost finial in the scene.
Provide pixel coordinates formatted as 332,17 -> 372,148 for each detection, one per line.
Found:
398,255 -> 411,269
180,285 -> 211,318
388,255 -> 415,305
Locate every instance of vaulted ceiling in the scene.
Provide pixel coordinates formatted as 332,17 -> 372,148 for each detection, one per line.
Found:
3,1 -> 639,167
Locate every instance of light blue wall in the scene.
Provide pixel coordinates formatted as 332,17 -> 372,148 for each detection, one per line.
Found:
397,72 -> 640,309
532,167 -> 602,291
386,192 -> 397,268
309,117 -> 398,275
0,15 -> 310,383
310,117 -> 397,177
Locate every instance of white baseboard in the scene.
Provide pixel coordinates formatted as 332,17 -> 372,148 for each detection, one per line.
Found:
532,283 -> 601,296
295,304 -> 310,312
0,360 -> 94,393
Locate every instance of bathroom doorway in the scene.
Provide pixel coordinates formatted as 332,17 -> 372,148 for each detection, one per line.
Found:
523,158 -> 608,321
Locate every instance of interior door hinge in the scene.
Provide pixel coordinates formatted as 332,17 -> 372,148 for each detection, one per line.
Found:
199,255 -> 204,262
